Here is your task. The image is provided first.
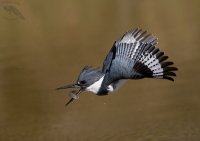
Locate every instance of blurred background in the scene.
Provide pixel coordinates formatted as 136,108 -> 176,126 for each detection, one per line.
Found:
0,0 -> 200,140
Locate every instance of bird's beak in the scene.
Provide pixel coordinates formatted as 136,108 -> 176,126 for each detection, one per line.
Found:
56,83 -> 80,90
56,83 -> 84,107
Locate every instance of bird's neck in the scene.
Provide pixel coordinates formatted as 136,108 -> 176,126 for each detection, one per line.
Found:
86,74 -> 127,95
86,75 -> 105,94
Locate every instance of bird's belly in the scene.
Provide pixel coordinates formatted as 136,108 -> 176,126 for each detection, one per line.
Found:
107,80 -> 127,92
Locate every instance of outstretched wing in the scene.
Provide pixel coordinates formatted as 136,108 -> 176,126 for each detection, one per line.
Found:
102,28 -> 177,85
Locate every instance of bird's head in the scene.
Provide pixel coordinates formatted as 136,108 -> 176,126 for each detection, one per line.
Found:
56,66 -> 103,106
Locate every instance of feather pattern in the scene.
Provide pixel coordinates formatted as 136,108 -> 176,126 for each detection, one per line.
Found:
101,28 -> 177,90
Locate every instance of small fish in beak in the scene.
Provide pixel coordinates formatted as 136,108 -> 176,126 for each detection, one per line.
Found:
56,83 -> 84,107
65,89 -> 83,106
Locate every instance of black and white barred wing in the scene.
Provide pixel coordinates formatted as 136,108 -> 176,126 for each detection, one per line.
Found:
102,28 -> 177,84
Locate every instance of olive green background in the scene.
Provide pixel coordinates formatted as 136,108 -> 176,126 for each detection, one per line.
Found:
0,0 -> 200,140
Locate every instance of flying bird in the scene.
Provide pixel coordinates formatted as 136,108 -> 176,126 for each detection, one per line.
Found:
57,28 -> 178,106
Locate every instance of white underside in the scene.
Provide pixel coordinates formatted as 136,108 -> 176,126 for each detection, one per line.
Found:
86,76 -> 104,94
86,76 -> 127,94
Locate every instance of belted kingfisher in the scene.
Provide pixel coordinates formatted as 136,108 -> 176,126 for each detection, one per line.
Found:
57,28 -> 178,106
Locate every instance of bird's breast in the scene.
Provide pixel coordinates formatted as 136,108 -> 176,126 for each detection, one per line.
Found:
86,76 -> 104,94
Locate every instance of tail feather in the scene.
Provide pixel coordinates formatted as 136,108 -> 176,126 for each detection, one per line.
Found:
133,44 -> 178,81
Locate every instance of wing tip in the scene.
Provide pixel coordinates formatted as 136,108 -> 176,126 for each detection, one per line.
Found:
117,28 -> 158,45
163,76 -> 175,81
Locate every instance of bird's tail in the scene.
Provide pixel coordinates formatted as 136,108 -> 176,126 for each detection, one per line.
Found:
133,44 -> 178,81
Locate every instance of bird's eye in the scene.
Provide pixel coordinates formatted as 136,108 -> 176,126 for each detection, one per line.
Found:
79,80 -> 86,85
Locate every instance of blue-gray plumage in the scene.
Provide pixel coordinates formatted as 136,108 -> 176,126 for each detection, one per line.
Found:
57,28 -> 178,106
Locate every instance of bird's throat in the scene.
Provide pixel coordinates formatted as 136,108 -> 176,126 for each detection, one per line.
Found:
86,76 -> 105,94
